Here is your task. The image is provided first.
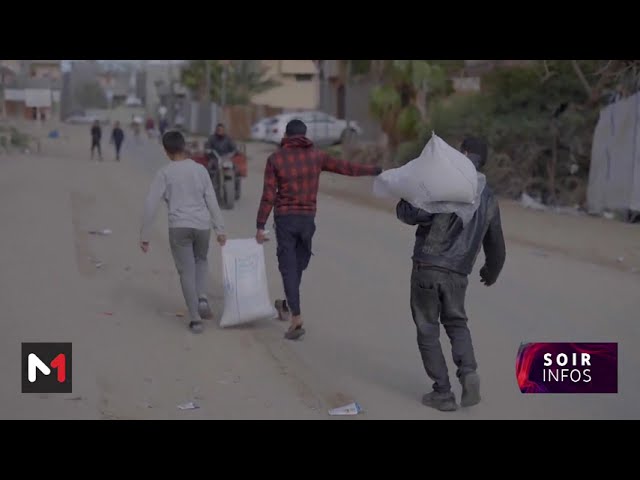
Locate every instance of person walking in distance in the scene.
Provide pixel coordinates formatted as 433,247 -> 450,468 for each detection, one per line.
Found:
255,119 -> 382,340
140,131 -> 227,334
90,120 -> 102,160
395,136 -> 506,411
110,121 -> 125,161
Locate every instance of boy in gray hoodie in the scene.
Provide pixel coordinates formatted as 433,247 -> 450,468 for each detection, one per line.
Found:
140,131 -> 226,333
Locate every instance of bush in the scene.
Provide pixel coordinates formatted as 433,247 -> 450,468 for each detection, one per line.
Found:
388,63 -> 601,206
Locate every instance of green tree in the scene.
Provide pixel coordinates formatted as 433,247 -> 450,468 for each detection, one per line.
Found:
367,60 -> 451,148
181,60 -> 279,105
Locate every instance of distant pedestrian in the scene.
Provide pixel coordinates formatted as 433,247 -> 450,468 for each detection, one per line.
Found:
91,120 -> 102,160
110,121 -> 125,161
146,117 -> 155,138
159,117 -> 168,139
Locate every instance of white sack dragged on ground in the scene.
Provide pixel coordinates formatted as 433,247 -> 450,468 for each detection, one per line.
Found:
374,132 -> 478,205
220,239 -> 277,328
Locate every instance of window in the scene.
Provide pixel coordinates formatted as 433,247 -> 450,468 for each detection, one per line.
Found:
295,74 -> 314,82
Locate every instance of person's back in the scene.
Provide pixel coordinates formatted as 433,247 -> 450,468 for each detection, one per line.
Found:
112,126 -> 124,144
396,135 -> 505,413
140,130 -> 226,334
151,159 -> 216,230
255,119 -> 381,341
258,133 -> 381,227
398,183 -> 504,279
91,124 -> 101,141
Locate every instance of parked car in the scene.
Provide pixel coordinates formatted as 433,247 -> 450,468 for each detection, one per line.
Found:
263,111 -> 363,146
250,117 -> 274,142
64,110 -> 108,125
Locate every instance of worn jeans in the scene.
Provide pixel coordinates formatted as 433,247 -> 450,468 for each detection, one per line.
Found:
169,228 -> 211,321
275,215 -> 316,316
410,264 -> 478,393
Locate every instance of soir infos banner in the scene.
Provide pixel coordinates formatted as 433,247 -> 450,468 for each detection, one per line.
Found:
516,342 -> 618,394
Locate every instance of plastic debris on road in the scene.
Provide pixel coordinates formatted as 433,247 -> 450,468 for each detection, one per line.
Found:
88,229 -> 112,236
328,402 -> 363,416
177,402 -> 199,410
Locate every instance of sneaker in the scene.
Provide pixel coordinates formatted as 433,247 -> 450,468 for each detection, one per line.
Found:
198,298 -> 212,319
460,372 -> 481,407
421,391 -> 458,412
189,320 -> 204,334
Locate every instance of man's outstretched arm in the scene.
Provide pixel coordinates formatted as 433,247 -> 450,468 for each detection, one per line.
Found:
320,152 -> 382,177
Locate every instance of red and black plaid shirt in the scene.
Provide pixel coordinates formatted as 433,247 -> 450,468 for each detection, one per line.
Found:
256,136 -> 382,229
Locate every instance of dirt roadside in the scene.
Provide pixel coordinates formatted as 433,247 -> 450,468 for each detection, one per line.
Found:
316,173 -> 640,275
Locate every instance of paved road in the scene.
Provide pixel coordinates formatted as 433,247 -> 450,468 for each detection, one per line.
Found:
1,131 -> 638,419
129,138 -> 640,419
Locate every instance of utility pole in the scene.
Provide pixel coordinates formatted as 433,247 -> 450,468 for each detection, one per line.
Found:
204,59 -> 211,103
220,61 -> 228,125
0,60 -> 5,120
344,60 -> 351,145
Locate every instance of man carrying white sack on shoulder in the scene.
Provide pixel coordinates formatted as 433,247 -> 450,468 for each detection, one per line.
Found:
396,136 -> 506,412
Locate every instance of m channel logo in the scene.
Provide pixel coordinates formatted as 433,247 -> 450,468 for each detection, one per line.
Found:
21,342 -> 73,394
515,342 -> 617,394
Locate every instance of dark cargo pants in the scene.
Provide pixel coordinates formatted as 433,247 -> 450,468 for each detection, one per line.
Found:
275,215 -> 316,317
410,264 -> 478,393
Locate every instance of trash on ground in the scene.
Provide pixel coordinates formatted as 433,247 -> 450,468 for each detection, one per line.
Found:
177,401 -> 199,410
603,212 -> 616,220
328,402 -> 363,416
48,130 -> 60,139
520,193 -> 547,211
88,229 -> 112,236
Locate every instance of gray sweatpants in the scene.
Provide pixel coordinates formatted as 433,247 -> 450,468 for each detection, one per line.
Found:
169,228 -> 211,321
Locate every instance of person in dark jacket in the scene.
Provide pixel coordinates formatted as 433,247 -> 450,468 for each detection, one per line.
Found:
90,120 -> 102,161
110,121 -> 125,161
396,136 -> 506,412
255,119 -> 382,340
206,123 -> 237,157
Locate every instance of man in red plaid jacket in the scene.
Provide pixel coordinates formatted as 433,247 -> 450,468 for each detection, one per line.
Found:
255,119 -> 382,340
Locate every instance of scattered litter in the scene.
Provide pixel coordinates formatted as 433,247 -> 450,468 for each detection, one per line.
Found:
603,212 -> 615,220
177,402 -> 199,411
140,402 -> 153,409
94,262 -> 104,268
89,229 -> 112,236
48,130 -> 60,139
617,257 -> 625,263
328,402 -> 363,416
101,312 -> 114,316
520,193 -> 547,211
